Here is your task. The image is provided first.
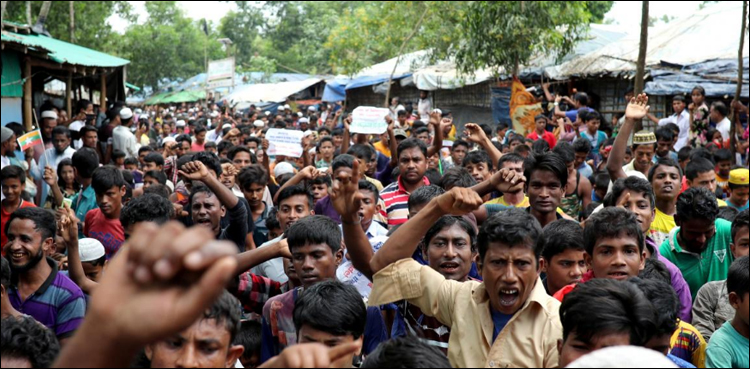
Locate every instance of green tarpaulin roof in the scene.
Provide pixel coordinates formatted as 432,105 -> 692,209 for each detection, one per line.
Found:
1,26 -> 129,68
144,90 -> 206,105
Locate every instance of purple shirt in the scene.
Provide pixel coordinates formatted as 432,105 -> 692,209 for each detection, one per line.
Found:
9,258 -> 87,338
313,196 -> 341,224
647,237 -> 693,323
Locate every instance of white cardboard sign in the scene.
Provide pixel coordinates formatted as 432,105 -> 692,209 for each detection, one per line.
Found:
350,106 -> 391,134
267,128 -> 305,158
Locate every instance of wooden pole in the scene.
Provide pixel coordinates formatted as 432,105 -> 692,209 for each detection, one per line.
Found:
634,1 -> 649,133
730,1 -> 747,164
23,58 -> 33,131
100,73 -> 107,109
66,71 -> 73,119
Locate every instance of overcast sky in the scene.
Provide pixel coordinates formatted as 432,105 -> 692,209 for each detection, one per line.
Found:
108,1 -> 706,34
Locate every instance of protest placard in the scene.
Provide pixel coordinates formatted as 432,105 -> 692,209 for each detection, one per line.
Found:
350,106 -> 391,134
266,128 -> 305,158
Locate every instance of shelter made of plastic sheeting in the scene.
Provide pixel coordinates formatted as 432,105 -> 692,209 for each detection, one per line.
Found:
645,81 -> 749,98
546,2 -> 749,80
323,79 -> 350,102
225,78 -> 323,104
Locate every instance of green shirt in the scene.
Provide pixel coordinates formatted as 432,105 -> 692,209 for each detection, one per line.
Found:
659,219 -> 734,299
705,322 -> 749,368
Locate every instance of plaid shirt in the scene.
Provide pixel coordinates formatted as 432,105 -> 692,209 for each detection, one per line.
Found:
236,272 -> 289,316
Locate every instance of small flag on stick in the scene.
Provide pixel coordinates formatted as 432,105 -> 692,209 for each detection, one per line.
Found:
17,130 -> 44,151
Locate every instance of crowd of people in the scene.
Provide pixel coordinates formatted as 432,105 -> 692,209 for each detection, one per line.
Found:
0,85 -> 748,368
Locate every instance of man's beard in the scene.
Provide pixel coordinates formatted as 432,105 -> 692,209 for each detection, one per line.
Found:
9,246 -> 45,274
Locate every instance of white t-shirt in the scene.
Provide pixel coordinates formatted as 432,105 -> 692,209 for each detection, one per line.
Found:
112,126 -> 140,159
716,117 -> 731,142
250,236 -> 288,284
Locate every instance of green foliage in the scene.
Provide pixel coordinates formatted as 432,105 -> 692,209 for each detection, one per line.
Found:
3,1 -> 133,52
113,1 -> 225,89
585,1 -> 614,23
454,1 -> 592,76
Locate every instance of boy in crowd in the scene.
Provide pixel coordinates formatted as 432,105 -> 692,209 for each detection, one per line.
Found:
229,146 -> 255,170
578,110 -> 608,162
649,158 -> 684,246
573,139 -> 594,180
4,207 -> 86,342
647,95 -> 691,151
727,169 -> 749,212
660,188 -> 735,298
442,140 -> 469,171
524,152 -> 569,228
557,279 -> 661,367
361,336 -> 451,368
252,186 -> 315,284
462,151 -> 494,186
553,208 -> 647,301
609,94 -> 657,181
714,149 -> 733,199
235,320 -> 262,368
538,220 -> 587,296
693,209 -> 749,341
369,185 -> 562,368
484,154 -> 529,209
654,127 -> 679,163
181,160 -> 249,252
605,176 -> 693,323
1,316 -> 61,368
292,281 -> 367,369
686,158 -> 728,207
1,166 -> 36,249
705,256 -> 749,368
85,166 -> 126,259
260,216 -> 386,363
553,143 -> 593,220
145,291 -> 245,368
346,144 -> 384,191
238,165 -> 273,246
527,115 -> 557,150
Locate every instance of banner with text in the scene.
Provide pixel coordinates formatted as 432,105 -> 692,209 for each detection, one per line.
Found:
350,106 -> 391,134
267,128 -> 305,158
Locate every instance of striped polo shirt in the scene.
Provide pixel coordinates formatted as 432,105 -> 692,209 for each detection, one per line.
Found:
380,176 -> 430,227
9,257 -> 87,339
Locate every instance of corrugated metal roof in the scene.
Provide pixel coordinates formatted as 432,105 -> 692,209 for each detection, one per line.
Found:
1,28 -> 129,68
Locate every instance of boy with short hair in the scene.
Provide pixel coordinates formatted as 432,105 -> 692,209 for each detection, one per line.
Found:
145,291 -> 245,368
238,165 -> 272,246
557,278 -> 659,367
292,281 -> 367,369
660,187 -> 735,298
462,151 -> 494,185
577,110 -> 608,160
727,169 -> 749,212
705,256 -> 749,368
1,166 -> 36,249
686,158 -> 728,207
553,207 -> 647,301
235,320 -> 262,368
527,115 -> 557,149
655,127 -> 679,163
538,220 -> 587,296
85,166 -> 126,259
714,149 -> 733,199
260,216 -> 386,363
693,209 -> 749,341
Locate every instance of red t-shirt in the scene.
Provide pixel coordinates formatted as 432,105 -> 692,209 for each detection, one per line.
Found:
84,208 -> 125,260
191,142 -> 205,152
1,201 -> 36,254
527,131 -> 558,150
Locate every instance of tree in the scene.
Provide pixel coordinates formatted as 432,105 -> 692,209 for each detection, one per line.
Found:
585,1 -> 614,23
114,1 -> 224,89
218,1 -> 265,72
4,1 -> 133,52
454,2 -> 592,77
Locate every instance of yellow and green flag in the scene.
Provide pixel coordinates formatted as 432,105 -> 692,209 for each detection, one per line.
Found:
17,130 -> 44,151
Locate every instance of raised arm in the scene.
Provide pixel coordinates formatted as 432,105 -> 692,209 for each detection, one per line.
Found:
370,187 -> 484,274
470,168 -> 526,199
330,160 -> 375,280
608,93 -> 650,182
272,166 -> 321,204
234,239 -> 291,276
426,113 -> 443,158
59,205 -> 99,294
179,161 -> 238,209
463,123 -> 502,168
44,166 -> 64,209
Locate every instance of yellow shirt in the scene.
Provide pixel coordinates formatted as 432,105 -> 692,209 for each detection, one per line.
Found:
650,208 -> 677,247
370,259 -> 562,368
717,199 -> 728,208
670,320 -> 707,368
485,196 -> 531,208
365,176 -> 384,192
373,141 -> 391,158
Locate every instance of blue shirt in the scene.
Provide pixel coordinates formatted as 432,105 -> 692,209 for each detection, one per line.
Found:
668,354 -> 697,368
491,309 -> 513,343
726,200 -> 749,213
72,185 -> 98,238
